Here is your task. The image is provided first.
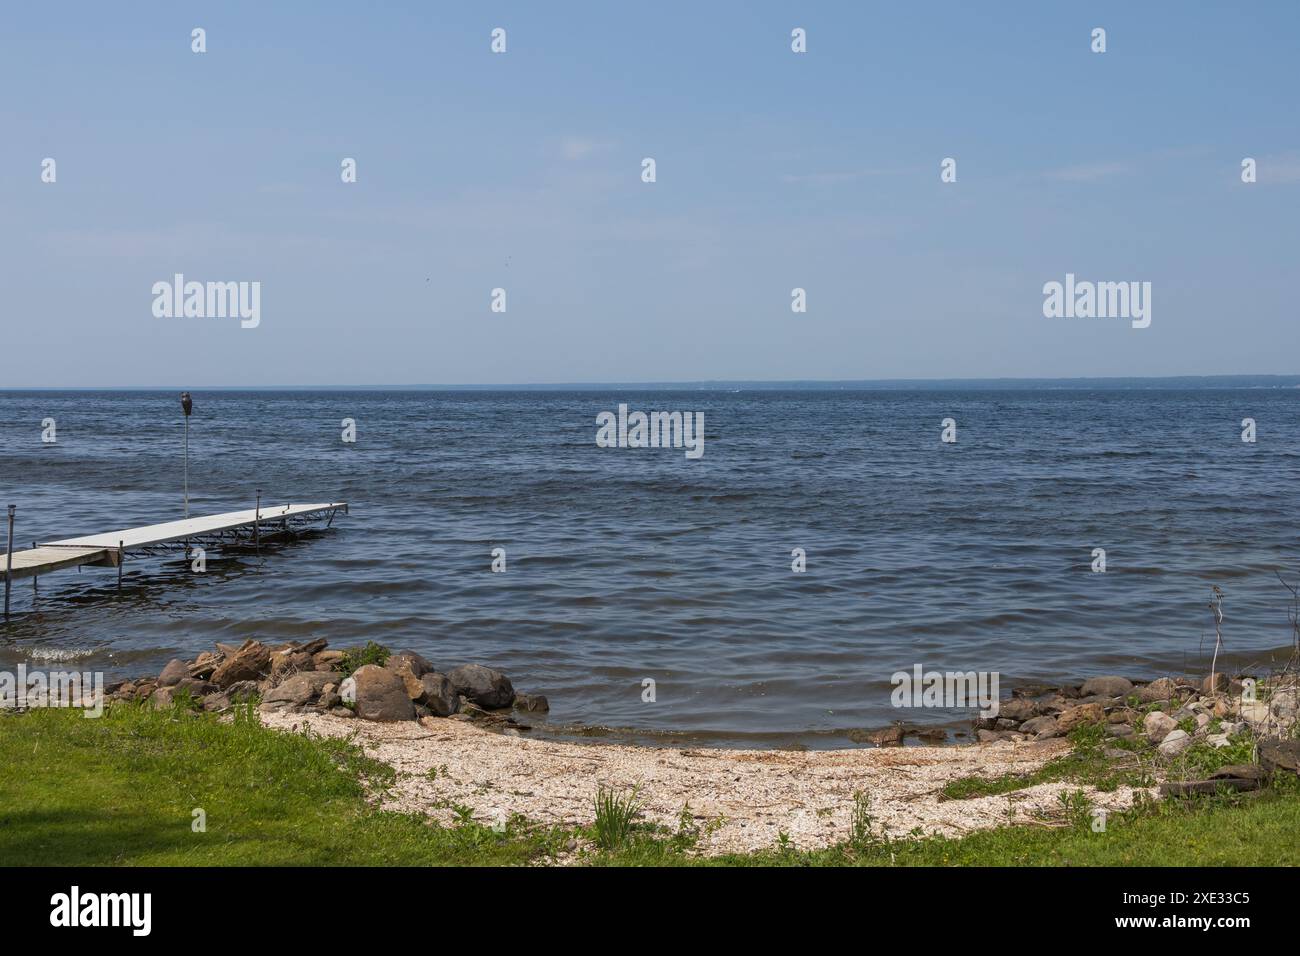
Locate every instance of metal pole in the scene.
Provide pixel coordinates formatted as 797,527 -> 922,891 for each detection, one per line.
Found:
254,490 -> 261,553
117,540 -> 123,592
32,542 -> 37,595
4,505 -> 14,618
184,415 -> 189,518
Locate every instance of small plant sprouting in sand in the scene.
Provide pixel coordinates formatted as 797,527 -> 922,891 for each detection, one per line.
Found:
339,641 -> 391,677
848,791 -> 881,852
592,785 -> 641,850
1058,789 -> 1093,828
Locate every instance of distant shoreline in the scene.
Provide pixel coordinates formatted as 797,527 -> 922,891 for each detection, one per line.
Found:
5,374 -> 1300,392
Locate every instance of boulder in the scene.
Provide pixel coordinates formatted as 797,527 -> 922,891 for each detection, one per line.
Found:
1157,729 -> 1192,758
447,664 -> 515,709
329,706 -> 356,719
1056,702 -> 1106,732
263,671 -> 335,707
313,650 -> 346,670
1019,715 -> 1060,738
188,652 -> 222,680
1105,723 -> 1134,738
270,650 -> 314,680
419,672 -> 459,717
157,659 -> 189,687
1259,740 -> 1300,776
210,640 -> 271,688
996,697 -> 1038,722
225,680 -> 261,703
1202,673 -> 1229,695
866,725 -> 905,747
514,693 -> 550,713
347,665 -> 415,721
1080,676 -> 1133,698
1135,677 -> 1177,703
386,650 -> 434,678
1270,689 -> 1299,720
202,693 -> 230,713
1143,711 -> 1178,743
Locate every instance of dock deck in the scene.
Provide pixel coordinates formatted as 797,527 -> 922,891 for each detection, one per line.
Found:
4,502 -> 347,581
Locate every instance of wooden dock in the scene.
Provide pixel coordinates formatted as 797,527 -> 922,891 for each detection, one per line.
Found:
3,502 -> 347,612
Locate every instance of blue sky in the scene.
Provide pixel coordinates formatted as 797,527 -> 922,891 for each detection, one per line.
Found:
2,1 -> 1297,386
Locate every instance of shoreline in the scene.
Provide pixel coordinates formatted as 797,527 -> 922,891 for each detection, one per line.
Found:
261,710 -> 1146,855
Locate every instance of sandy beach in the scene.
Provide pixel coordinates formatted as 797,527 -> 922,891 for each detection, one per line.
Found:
262,711 -> 1151,855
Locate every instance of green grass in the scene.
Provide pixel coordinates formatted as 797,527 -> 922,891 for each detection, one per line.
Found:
2,703 -> 1298,867
940,722 -> 1154,800
337,641 -> 391,678
0,702 -> 563,866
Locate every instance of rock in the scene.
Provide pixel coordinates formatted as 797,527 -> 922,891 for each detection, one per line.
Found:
1157,729 -> 1192,758
447,664 -> 515,709
863,725 -> 905,746
514,693 -> 550,713
1270,689 -> 1299,719
1056,702 -> 1106,732
996,698 -> 1039,722
1103,748 -> 1132,760
297,638 -> 329,657
1011,683 -> 1053,698
386,650 -> 434,678
1143,711 -> 1178,743
210,640 -> 271,688
214,642 -> 242,657
976,729 -> 1006,743
329,706 -> 356,719
1240,700 -> 1270,724
270,650 -> 314,680
1202,673 -> 1229,695
1105,723 -> 1134,738
1019,715 -> 1060,738
1205,733 -> 1230,749
1080,676 -> 1133,698
263,671 -> 335,707
1194,712 -> 1212,733
319,690 -> 341,710
313,650 -> 346,670
1135,677 -> 1177,703
157,659 -> 189,687
348,664 -> 415,721
225,680 -> 261,703
202,693 -> 230,713
1107,707 -> 1139,724
419,672 -> 459,717
1212,763 -> 1267,782
188,652 -> 222,680
1258,740 -> 1300,776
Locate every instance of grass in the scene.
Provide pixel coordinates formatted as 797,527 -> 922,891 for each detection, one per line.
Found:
2,702 -> 1298,867
940,722 -> 1154,800
337,641 -> 391,678
0,702 -> 563,866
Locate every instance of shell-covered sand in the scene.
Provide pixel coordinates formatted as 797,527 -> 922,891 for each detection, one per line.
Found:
263,712 -> 1150,855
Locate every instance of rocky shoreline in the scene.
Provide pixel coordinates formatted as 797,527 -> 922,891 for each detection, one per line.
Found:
109,640 -> 1300,779
112,638 -> 548,731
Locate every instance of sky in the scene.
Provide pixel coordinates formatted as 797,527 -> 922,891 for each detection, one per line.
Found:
2,1 -> 1298,387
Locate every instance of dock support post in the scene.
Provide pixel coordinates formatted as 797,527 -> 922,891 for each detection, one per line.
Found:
117,540 -> 123,592
4,505 -> 13,619
32,542 -> 37,596
254,490 -> 261,553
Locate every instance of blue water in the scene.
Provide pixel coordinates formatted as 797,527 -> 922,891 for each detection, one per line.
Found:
2,383 -> 1299,746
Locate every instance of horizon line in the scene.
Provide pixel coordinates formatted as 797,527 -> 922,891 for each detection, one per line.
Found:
4,373 -> 1300,391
